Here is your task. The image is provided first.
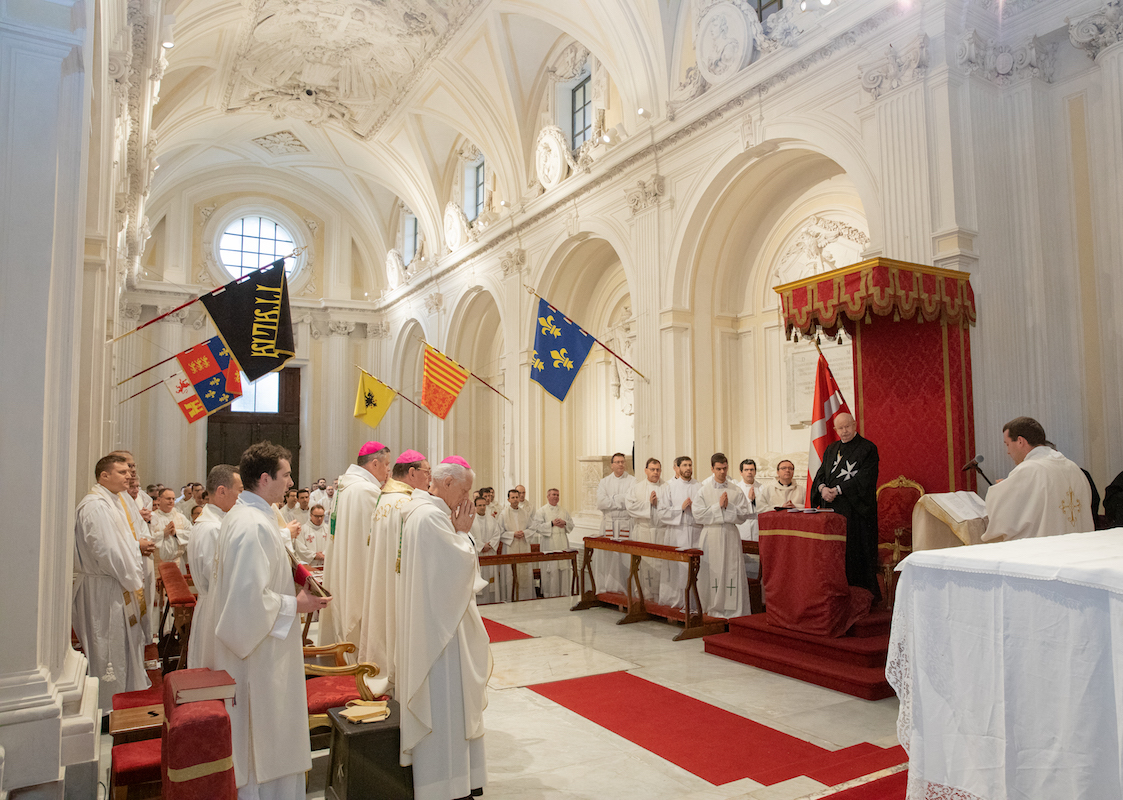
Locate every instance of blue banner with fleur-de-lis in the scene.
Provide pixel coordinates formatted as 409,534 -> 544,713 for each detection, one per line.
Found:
530,297 -> 595,402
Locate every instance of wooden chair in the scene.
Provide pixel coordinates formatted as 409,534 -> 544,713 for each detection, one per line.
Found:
876,475 -> 924,608
157,561 -> 195,673
304,642 -> 381,751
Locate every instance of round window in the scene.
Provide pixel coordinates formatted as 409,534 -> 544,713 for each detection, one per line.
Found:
218,215 -> 296,280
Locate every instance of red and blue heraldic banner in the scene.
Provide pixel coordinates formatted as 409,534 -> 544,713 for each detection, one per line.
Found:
163,336 -> 243,423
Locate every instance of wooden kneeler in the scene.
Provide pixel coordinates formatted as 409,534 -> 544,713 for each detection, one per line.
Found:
158,561 -> 196,672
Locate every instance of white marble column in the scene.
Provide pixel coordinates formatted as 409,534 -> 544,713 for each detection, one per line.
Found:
148,308 -> 190,484
321,319 -> 355,477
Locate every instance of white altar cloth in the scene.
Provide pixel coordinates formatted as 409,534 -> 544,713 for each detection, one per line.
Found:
888,529 -> 1123,800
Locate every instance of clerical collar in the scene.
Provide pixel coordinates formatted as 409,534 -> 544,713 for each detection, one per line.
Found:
238,491 -> 273,514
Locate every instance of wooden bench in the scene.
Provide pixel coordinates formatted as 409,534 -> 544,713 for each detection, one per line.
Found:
478,550 -> 580,601
157,561 -> 195,673
571,536 -> 727,641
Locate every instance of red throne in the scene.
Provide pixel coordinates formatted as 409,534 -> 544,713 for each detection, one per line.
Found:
776,258 -> 977,495
876,476 -> 924,606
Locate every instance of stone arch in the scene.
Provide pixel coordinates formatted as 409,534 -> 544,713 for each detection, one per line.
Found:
389,318 -> 431,458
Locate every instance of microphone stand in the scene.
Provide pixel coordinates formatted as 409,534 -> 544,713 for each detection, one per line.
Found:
969,464 -> 994,487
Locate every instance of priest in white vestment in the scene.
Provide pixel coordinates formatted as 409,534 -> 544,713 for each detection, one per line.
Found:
73,454 -> 151,709
595,453 -> 633,594
529,489 -> 575,598
175,483 -> 200,518
187,464 -> 242,669
319,441 -> 390,648
213,442 -> 332,799
294,504 -> 330,566
497,489 -> 535,600
279,490 -> 299,524
656,457 -> 703,608
693,453 -> 752,619
357,449 -> 431,694
151,488 -> 192,571
310,478 -> 329,507
735,459 -> 764,584
470,495 -> 502,604
398,457 -> 489,800
625,459 -> 665,601
983,417 -> 1095,541
756,460 -> 805,510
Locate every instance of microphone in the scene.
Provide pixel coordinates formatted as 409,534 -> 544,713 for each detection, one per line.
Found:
961,454 -> 983,472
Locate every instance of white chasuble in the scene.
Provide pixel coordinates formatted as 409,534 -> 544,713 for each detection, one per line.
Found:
497,504 -> 534,601
397,490 -> 490,800
186,503 -> 225,669
693,477 -> 751,618
213,492 -> 308,793
983,446 -> 1095,542
595,472 -> 634,594
625,481 -> 665,600
73,485 -> 150,707
757,480 -> 805,511
150,507 -> 191,571
656,477 -> 703,608
319,463 -> 381,648
529,503 -> 574,598
357,479 -> 413,694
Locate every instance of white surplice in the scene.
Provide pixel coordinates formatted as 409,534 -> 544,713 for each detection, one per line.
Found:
357,479 -> 413,695
625,481 -> 664,600
150,507 -> 191,571
529,503 -> 574,598
299,521 -> 330,564
73,485 -> 150,708
397,489 -> 489,800
319,463 -> 381,648
186,503 -> 225,669
119,490 -> 156,641
497,504 -> 534,601
469,513 -> 502,604
734,479 -> 763,542
693,477 -> 751,618
656,477 -> 703,608
595,472 -> 634,594
756,479 -> 805,511
213,491 -> 308,798
983,446 -> 1095,542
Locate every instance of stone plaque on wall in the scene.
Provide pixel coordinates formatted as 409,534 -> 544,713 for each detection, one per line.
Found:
785,337 -> 854,428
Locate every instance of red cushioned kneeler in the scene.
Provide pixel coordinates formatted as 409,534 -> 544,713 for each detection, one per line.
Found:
161,670 -> 236,800
111,737 -> 162,788
306,674 -> 363,715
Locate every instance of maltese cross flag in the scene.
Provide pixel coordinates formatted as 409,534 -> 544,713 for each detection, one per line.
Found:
806,353 -> 851,507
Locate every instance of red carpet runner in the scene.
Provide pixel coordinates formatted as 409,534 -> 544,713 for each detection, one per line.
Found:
821,768 -> 907,799
531,671 -> 905,787
482,617 -> 534,643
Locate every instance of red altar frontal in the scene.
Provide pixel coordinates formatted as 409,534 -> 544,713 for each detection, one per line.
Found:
775,258 -> 977,494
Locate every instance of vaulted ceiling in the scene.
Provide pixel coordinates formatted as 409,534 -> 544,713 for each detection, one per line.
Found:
150,0 -> 679,260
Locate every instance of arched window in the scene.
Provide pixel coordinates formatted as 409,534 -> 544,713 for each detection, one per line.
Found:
572,75 -> 592,149
462,156 -> 485,222
403,212 -> 418,266
218,215 -> 296,280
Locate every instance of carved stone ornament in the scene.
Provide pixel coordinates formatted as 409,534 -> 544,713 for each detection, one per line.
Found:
667,66 -> 708,121
223,0 -> 481,139
535,126 -> 575,190
694,0 -> 762,85
443,201 -> 470,252
252,131 -> 310,155
297,313 -> 323,340
549,42 -> 590,82
500,248 -> 526,277
328,319 -> 356,337
1069,1 -> 1123,60
386,249 -> 405,289
191,313 -> 207,331
157,306 -> 190,325
121,303 -> 142,321
859,34 -> 929,100
457,142 -> 482,163
366,320 -> 391,339
424,292 -> 444,314
957,30 -> 1056,84
763,6 -> 806,49
199,204 -> 216,223
625,175 -> 665,215
772,216 -> 870,288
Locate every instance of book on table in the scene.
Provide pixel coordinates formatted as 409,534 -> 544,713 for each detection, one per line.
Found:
172,669 -> 236,704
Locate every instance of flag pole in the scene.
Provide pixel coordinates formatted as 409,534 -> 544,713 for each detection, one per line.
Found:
116,352 -> 179,386
107,250 -> 304,345
419,339 -> 512,404
523,285 -> 648,381
353,365 -> 431,416
118,380 -> 164,405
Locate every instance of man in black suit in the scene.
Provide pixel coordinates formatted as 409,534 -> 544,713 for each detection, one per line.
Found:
811,412 -> 880,602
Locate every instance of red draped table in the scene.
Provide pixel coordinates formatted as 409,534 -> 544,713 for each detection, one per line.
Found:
759,510 -> 872,638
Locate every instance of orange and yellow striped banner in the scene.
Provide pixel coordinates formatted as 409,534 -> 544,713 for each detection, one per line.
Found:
422,344 -> 470,419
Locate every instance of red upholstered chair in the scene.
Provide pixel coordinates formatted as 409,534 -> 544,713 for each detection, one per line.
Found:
161,671 -> 235,800
876,475 -> 924,608
304,642 -> 381,750
110,737 -> 162,799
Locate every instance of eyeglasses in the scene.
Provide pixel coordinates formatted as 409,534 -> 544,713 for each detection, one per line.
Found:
412,467 -> 432,475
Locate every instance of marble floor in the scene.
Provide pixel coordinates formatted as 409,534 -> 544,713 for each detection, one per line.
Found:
96,597 -> 903,799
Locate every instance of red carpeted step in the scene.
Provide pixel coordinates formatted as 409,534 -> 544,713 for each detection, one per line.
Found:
807,745 -> 908,786
704,632 -> 893,701
821,767 -> 908,799
848,610 -> 893,638
482,618 -> 534,643
750,743 -> 881,786
726,614 -> 889,669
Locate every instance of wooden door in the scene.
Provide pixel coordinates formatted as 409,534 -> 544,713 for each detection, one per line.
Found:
207,367 -> 301,481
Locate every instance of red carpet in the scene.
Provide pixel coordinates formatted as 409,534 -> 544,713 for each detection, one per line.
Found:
482,617 -> 534,643
531,671 -> 905,786
822,768 -> 907,799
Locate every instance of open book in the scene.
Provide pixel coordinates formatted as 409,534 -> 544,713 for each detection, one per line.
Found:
926,491 -> 987,524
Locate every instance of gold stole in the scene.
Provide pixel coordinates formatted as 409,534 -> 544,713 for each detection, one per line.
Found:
118,494 -> 148,624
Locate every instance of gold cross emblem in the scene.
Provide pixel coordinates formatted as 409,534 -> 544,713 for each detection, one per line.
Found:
1060,488 -> 1081,526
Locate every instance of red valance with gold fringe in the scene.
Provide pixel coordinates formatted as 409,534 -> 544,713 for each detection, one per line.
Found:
774,258 -> 976,339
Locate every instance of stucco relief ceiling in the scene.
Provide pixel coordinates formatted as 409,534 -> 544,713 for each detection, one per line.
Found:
222,0 -> 482,139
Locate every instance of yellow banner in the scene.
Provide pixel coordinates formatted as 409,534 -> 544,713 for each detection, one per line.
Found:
354,370 -> 396,429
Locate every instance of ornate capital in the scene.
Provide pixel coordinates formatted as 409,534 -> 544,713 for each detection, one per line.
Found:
500,248 -> 526,277
157,306 -> 190,325
120,302 -> 142,321
366,320 -> 391,339
625,175 -> 665,216
328,319 -> 356,337
860,34 -> 929,100
424,292 -> 444,314
1069,1 -> 1123,60
957,29 -> 1056,84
